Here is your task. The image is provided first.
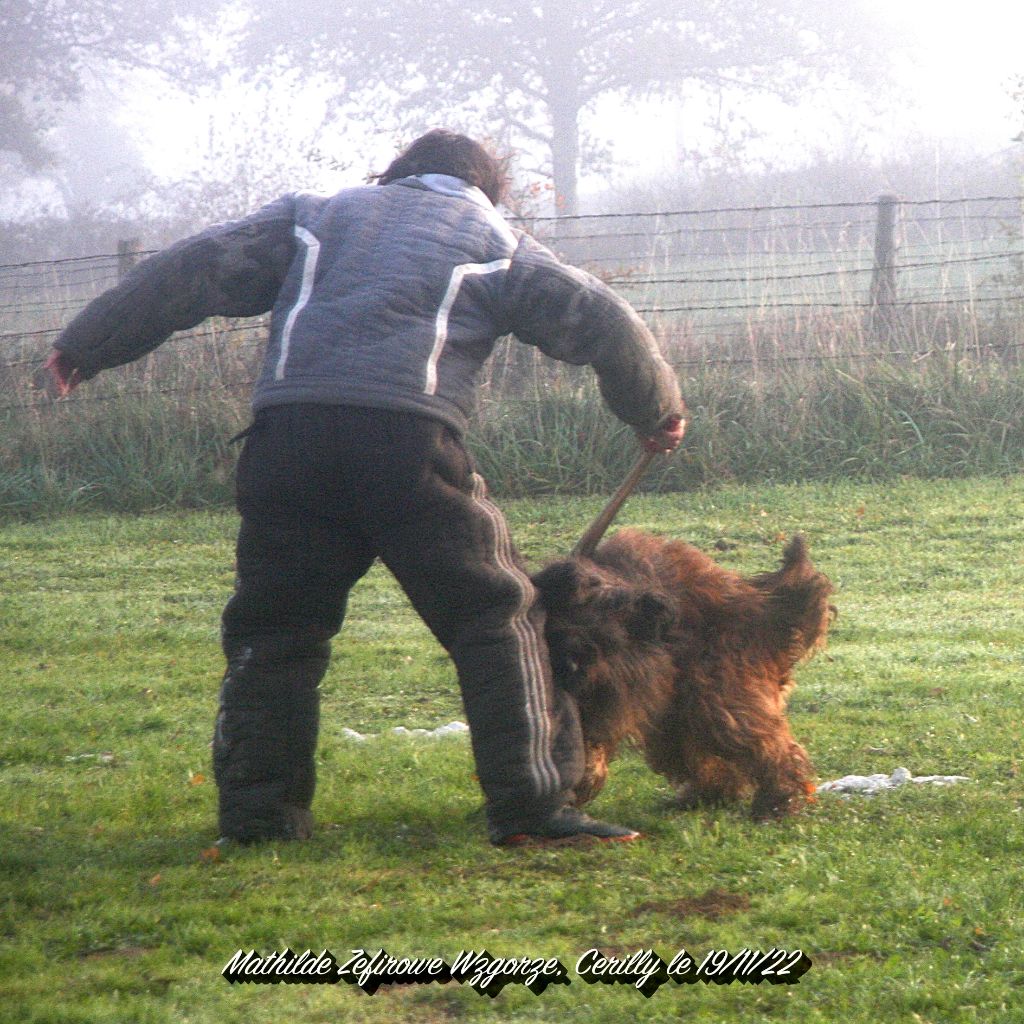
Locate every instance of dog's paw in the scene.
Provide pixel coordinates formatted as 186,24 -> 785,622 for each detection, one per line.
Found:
750,783 -> 814,820
572,752 -> 610,806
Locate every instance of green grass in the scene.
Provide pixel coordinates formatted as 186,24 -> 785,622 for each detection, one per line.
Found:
2,477 -> 1023,1022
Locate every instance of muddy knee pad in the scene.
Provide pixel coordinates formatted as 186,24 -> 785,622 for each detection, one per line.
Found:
213,633 -> 330,842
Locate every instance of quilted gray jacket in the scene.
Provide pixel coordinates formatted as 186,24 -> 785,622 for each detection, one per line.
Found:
55,175 -> 683,435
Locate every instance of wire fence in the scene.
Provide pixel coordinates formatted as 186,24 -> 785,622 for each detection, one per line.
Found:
1,194 -> 1022,414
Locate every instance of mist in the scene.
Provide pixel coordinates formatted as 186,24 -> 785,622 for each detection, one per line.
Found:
2,0 -> 1021,246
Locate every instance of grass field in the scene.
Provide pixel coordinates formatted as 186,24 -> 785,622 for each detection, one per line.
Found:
1,476 -> 1023,1022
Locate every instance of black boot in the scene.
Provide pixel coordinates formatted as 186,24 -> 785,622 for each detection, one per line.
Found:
213,633 -> 329,843
489,806 -> 642,847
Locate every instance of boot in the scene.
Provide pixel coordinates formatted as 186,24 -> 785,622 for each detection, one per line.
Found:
489,805 -> 641,847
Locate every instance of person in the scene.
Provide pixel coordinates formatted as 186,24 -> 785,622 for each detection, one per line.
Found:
43,129 -> 686,847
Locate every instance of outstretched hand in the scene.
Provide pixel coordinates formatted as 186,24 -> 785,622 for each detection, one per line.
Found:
638,414 -> 686,454
34,351 -> 80,399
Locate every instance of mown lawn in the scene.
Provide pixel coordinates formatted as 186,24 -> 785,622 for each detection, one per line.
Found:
1,476 -> 1022,1022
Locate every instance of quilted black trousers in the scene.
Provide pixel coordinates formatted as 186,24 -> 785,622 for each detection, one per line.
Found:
214,404 -> 585,842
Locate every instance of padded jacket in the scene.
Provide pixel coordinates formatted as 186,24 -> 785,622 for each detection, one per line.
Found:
55,175 -> 684,435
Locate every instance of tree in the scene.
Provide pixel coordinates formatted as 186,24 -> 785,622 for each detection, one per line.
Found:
231,0 -> 890,215
1014,76 -> 1024,144
0,0 -> 208,168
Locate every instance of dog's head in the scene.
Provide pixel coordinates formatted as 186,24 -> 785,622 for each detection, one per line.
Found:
532,557 -> 675,692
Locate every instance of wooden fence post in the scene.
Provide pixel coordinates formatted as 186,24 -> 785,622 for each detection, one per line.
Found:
117,239 -> 141,281
867,194 -> 900,342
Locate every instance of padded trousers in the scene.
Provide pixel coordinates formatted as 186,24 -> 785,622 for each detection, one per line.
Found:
213,404 -> 585,841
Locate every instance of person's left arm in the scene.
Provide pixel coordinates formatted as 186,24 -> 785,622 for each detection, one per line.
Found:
500,233 -> 686,445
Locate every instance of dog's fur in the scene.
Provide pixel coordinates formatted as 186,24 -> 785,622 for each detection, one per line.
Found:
533,530 -> 834,819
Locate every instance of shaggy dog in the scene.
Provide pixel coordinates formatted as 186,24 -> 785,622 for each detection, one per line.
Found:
533,530 -> 834,819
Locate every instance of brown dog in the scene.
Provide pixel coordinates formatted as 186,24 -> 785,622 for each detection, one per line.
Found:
533,530 -> 834,819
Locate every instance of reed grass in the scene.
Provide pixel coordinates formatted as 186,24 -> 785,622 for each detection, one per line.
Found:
2,352 -> 1022,519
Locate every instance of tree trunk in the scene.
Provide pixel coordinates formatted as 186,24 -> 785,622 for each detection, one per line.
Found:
548,98 -> 580,218
541,1 -> 581,219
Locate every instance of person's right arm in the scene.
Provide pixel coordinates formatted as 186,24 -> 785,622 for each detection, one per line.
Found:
48,196 -> 299,388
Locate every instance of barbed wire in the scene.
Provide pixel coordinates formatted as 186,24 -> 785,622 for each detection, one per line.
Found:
633,293 -> 1024,316
3,195 -> 1020,273
4,247 -> 1018,328
608,248 -> 1024,288
0,319 -> 266,346
4,246 -> 1013,320
578,244 -> 1021,269
534,209 -> 1024,245
2,194 -> 1021,410
4,287 -> 1020,353
509,195 -> 1023,226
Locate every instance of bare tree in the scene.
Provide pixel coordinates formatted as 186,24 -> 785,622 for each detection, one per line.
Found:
231,0 -> 890,215
0,0 -> 207,168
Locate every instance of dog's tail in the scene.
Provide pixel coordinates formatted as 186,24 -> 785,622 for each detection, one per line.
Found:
750,534 -> 816,591
782,534 -> 810,571
752,534 -> 836,661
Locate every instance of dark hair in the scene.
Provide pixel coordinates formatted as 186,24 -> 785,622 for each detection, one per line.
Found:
374,129 -> 508,205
